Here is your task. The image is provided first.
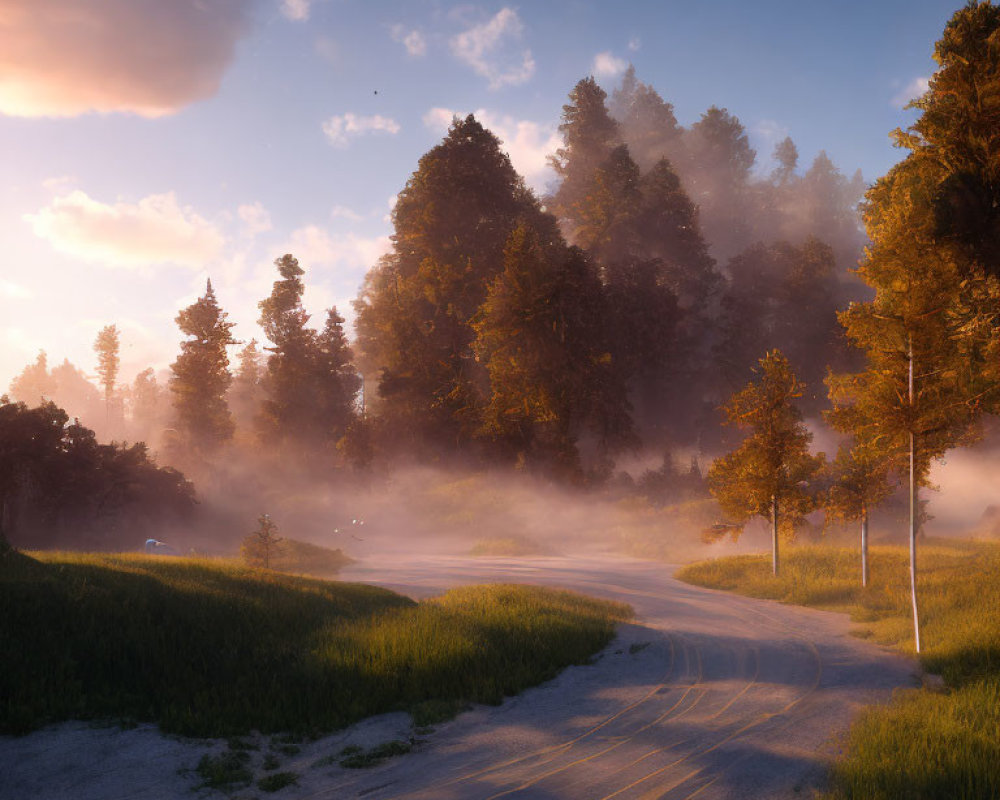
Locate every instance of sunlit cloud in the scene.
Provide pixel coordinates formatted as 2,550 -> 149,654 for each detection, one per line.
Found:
592,51 -> 628,79
237,202 -> 272,238
0,0 -> 251,118
391,24 -> 427,57
891,76 -> 930,109
25,190 -> 225,269
322,113 -> 401,147
0,280 -> 33,300
284,225 -> 391,274
280,0 -> 311,21
331,205 -> 365,222
450,8 -> 535,90
423,107 -> 559,191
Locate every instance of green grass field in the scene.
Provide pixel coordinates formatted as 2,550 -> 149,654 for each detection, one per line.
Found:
677,540 -> 1000,799
0,547 -> 630,737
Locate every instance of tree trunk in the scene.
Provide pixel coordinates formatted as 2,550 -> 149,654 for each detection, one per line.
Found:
771,493 -> 779,577
861,506 -> 869,588
908,334 -> 921,654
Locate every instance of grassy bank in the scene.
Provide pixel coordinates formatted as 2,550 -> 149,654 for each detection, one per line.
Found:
677,541 -> 1000,799
1,548 -> 630,737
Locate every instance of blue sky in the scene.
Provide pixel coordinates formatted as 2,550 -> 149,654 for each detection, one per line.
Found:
0,0 -> 965,390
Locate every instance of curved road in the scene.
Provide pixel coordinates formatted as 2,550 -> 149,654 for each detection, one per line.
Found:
0,554 -> 916,800
317,554 -> 916,800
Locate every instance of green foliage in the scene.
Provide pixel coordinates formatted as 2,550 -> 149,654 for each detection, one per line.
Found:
196,750 -> 252,790
169,279 -> 237,455
0,553 -> 630,736
0,398 -> 194,549
678,541 -> 1000,800
339,739 -> 412,769
707,351 -> 823,536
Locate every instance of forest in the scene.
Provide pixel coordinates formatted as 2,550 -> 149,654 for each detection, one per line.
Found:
4,4 -> 999,583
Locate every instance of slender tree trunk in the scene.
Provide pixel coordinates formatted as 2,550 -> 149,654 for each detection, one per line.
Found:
861,506 -> 869,588
908,334 -> 921,654
771,493 -> 779,577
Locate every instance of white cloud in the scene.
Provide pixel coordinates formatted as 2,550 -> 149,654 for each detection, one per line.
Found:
0,0 -> 250,118
450,8 -> 535,90
891,76 -> 930,109
592,51 -> 627,79
391,24 -> 427,57
285,226 -> 390,273
627,37 -> 641,52
280,0 -> 311,21
25,190 -> 225,268
322,112 -> 401,147
237,202 -> 272,238
0,280 -> 33,300
423,106 -> 559,191
331,205 -> 364,222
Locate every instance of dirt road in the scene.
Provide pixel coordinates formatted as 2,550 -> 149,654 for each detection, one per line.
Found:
0,555 -> 915,800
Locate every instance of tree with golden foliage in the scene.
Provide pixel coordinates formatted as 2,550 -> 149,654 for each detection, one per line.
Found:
707,351 -> 823,576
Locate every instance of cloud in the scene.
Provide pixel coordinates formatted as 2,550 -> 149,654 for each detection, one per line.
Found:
25,190 -> 225,268
322,113 -> 401,147
423,107 -> 559,191
592,51 -> 627,79
237,202 -> 272,238
450,8 -> 535,90
0,0 -> 251,118
0,280 -> 33,300
891,76 -> 930,109
331,205 -> 364,222
285,226 -> 391,274
391,24 -> 427,57
627,37 -> 641,53
280,0 -> 311,21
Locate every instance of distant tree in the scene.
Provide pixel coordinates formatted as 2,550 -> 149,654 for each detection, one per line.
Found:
771,137 -> 799,185
242,513 -> 283,569
229,339 -> 264,433
609,66 -> 684,171
314,307 -> 361,443
821,438 -> 894,587
258,254 -> 315,442
706,351 -> 823,576
169,279 -> 236,457
0,396 -> 194,548
9,352 -> 55,405
93,325 -> 120,418
549,77 -> 621,239
129,367 -> 167,441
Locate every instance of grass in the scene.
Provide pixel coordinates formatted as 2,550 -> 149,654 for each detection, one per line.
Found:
1,547 -> 630,738
677,539 -> 1000,799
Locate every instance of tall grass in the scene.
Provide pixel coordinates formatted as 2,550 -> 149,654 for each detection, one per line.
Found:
677,541 -> 1000,799
1,549 -> 630,737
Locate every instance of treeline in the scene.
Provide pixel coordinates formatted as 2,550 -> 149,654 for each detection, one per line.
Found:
0,398 -> 194,549
9,66 -> 869,487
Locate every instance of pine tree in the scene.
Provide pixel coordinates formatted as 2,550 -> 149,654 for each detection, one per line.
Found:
93,325 -> 120,418
706,351 -> 823,576
9,351 -> 55,405
609,66 -> 683,171
314,307 -> 361,443
169,279 -> 236,456
354,114 -> 546,452
258,254 -> 317,443
229,339 -> 264,433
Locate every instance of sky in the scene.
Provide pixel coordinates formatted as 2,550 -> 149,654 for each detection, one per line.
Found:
0,0 -> 967,392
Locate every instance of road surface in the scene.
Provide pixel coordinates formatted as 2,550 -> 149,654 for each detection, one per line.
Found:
0,554 -> 916,800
